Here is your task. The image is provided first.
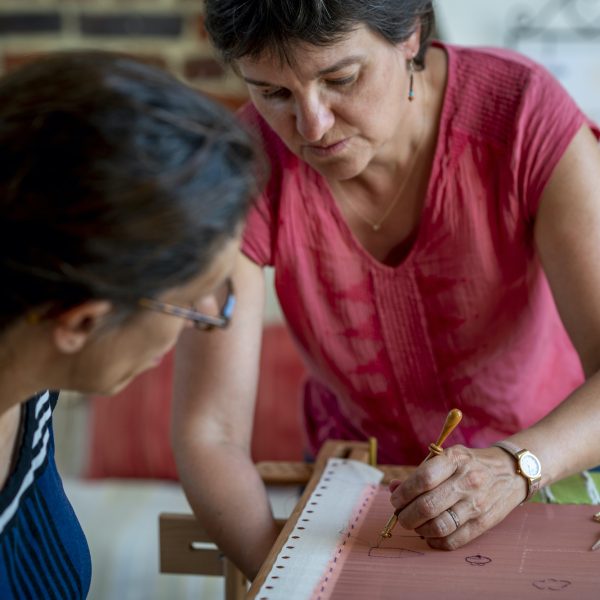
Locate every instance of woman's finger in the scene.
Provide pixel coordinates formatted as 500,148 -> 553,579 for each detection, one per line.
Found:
390,448 -> 460,508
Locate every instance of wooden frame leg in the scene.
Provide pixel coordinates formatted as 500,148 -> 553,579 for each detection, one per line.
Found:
223,559 -> 247,600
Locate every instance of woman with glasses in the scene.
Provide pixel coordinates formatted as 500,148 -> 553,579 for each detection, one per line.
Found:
0,51 -> 260,599
173,0 -> 600,581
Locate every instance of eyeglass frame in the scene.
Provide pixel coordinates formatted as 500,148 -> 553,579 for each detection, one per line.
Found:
138,278 -> 235,331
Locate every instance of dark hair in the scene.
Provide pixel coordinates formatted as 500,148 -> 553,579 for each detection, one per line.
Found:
204,0 -> 435,69
0,51 -> 262,332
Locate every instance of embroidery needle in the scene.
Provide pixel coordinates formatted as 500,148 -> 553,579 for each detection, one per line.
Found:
377,408 -> 463,546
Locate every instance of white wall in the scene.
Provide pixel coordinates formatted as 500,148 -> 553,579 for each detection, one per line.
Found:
436,0 -> 600,122
436,0 -> 571,46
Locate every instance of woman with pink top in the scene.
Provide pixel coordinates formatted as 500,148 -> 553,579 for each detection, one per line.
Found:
173,0 -> 600,579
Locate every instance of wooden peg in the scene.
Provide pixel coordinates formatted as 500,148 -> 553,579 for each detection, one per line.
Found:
368,437 -> 378,467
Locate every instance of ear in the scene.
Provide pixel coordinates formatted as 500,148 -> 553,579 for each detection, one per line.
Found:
52,300 -> 114,354
399,23 -> 422,60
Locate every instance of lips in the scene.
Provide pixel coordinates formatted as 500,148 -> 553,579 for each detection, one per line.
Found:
310,140 -> 345,150
304,138 -> 349,157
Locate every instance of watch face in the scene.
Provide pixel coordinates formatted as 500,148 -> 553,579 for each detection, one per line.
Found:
520,453 -> 541,478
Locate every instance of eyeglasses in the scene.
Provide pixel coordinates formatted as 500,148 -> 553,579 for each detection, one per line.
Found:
138,278 -> 235,331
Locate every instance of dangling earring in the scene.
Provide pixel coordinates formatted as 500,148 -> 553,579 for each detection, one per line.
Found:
408,57 -> 415,102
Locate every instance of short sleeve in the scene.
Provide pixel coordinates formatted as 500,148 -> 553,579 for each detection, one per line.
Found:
514,63 -> 600,218
238,103 -> 289,268
241,189 -> 276,267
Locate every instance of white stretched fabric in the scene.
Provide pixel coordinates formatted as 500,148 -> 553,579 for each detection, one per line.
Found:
255,458 -> 383,600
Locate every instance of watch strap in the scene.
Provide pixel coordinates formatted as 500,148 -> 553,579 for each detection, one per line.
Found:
492,441 -> 541,503
493,440 -> 522,457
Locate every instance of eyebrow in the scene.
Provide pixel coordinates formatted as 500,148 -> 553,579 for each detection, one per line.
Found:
317,56 -> 364,76
242,55 -> 365,87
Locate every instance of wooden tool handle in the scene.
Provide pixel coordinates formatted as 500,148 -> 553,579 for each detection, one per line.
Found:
434,408 -> 462,448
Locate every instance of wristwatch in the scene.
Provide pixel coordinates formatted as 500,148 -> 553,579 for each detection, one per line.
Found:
492,440 -> 542,503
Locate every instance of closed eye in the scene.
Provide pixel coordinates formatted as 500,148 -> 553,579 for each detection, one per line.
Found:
326,74 -> 357,86
261,87 -> 291,100
259,74 -> 357,99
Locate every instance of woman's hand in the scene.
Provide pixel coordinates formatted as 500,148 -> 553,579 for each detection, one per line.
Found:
388,445 -> 528,550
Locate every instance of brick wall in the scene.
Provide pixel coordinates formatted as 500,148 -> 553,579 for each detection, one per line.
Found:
0,0 -> 247,104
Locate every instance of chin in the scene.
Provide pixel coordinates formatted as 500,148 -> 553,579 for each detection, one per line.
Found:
113,362 -> 161,394
98,367 -> 148,396
102,379 -> 133,396
311,157 -> 369,182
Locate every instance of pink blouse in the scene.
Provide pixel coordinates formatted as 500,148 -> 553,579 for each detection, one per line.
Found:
241,42 -> 600,464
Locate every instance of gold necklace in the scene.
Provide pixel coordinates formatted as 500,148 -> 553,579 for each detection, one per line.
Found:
337,71 -> 427,232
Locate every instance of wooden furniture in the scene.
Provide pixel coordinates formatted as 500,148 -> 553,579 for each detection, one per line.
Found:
158,441 -> 414,600
159,512 -> 250,600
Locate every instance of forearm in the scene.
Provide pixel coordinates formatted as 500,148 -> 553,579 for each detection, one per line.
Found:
176,440 -> 279,580
504,369 -> 600,486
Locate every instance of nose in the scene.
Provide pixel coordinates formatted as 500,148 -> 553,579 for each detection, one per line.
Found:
294,93 -> 334,143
